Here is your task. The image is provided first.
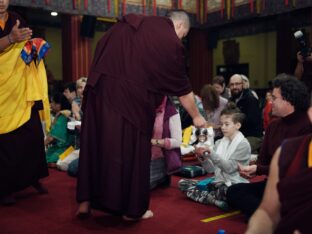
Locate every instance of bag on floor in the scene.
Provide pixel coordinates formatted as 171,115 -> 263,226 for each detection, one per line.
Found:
196,177 -> 215,191
178,165 -> 206,178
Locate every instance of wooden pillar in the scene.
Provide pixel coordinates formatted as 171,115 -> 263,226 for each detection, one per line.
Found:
188,28 -> 213,95
276,14 -> 293,75
61,14 -> 92,83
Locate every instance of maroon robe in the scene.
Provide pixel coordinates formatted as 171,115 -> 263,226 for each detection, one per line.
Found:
0,12 -> 48,197
275,134 -> 312,234
77,14 -> 192,218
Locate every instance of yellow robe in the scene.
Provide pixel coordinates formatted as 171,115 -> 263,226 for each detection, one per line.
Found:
0,41 -> 50,134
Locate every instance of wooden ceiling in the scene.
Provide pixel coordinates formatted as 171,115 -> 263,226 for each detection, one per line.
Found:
10,0 -> 312,27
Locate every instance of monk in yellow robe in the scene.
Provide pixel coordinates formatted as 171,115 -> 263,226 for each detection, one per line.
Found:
0,0 -> 50,205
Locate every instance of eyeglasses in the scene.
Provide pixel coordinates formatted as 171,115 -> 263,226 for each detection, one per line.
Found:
271,95 -> 284,101
229,82 -> 243,87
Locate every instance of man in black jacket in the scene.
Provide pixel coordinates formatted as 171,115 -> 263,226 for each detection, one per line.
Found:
228,74 -> 263,153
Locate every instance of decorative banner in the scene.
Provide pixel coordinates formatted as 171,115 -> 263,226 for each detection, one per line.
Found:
178,0 -> 182,8
84,0 -> 88,10
123,0 -> 171,16
107,0 -> 111,14
72,0 -> 82,10
127,0 -> 146,3
11,0 -> 301,23
256,0 -> 260,13
143,0 -> 146,15
180,0 -> 197,14
114,0 -> 119,17
197,0 -> 200,22
226,0 -> 230,19
250,0 -> 254,13
197,0 -> 201,23
204,0 -> 208,22
153,0 -> 157,15
155,0 -> 172,8
122,0 -> 126,15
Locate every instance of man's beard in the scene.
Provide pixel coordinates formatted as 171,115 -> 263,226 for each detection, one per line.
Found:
231,89 -> 243,99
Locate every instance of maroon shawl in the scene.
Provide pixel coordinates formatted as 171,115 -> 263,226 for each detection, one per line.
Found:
275,134 -> 312,234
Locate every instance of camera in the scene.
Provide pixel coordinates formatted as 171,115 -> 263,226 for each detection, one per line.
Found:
294,30 -> 311,58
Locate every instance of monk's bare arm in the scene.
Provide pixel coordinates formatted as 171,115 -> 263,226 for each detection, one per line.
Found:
246,147 -> 281,234
178,91 -> 206,128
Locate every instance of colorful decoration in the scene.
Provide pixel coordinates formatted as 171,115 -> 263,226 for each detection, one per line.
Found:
84,0 -> 88,10
178,0 -> 182,8
204,0 -> 208,22
72,0 -> 77,9
153,0 -> 157,15
293,0 -> 296,7
221,0 -> 224,18
114,0 -> 119,16
107,0 -> 111,14
8,0 -> 306,25
142,0 -> 146,15
122,0 -> 126,15
197,0 -> 201,22
255,0 -> 264,13
226,0 -> 231,19
250,0 -> 254,13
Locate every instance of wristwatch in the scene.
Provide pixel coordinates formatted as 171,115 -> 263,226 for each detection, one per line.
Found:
156,139 -> 159,145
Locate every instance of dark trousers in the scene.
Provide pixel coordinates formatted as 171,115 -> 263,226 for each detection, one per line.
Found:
226,180 -> 266,219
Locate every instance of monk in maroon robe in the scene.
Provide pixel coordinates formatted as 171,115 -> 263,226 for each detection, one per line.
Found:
76,11 -> 206,219
0,0 -> 48,205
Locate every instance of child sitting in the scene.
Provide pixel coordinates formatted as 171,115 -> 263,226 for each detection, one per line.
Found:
179,102 -> 251,210
45,93 -> 74,167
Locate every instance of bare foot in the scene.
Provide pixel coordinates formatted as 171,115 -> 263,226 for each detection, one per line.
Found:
76,201 -> 91,219
122,210 -> 153,221
142,210 -> 153,219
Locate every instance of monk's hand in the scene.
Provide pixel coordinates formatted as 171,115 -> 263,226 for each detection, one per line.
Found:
238,163 -> 257,178
9,20 -> 33,43
192,115 -> 206,128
